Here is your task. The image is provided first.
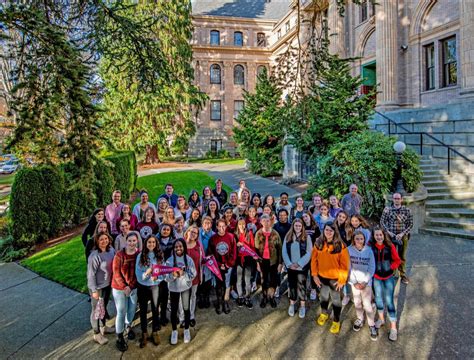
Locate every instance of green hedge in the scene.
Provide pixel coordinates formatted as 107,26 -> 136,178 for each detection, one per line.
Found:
9,151 -> 137,246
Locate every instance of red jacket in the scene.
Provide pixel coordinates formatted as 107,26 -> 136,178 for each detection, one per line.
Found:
209,232 -> 236,269
112,250 -> 138,290
236,232 -> 255,261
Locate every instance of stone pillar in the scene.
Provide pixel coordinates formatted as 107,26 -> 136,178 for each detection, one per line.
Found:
460,0 -> 474,96
223,61 -> 233,128
376,0 -> 399,108
328,0 -> 345,57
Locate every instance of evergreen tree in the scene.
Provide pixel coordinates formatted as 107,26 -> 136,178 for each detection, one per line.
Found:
233,69 -> 284,176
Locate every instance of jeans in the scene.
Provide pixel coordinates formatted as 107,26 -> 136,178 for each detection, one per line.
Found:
90,286 -> 111,334
319,276 -> 342,322
170,289 -> 191,330
398,235 -> 410,276
137,283 -> 160,333
237,258 -> 255,298
180,284 -> 198,321
351,284 -> 375,326
373,276 -> 397,322
112,288 -> 138,334
216,268 -> 233,304
287,269 -> 307,302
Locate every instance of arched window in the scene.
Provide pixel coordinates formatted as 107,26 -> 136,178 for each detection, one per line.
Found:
210,64 -> 221,84
234,31 -> 243,46
257,32 -> 266,47
257,65 -> 267,76
234,65 -> 245,85
210,30 -> 220,45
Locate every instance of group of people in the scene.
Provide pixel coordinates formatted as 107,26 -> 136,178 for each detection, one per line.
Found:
83,179 -> 413,351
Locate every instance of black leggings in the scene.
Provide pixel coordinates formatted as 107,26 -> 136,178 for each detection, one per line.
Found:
137,284 -> 160,333
319,276 -> 343,322
170,289 -> 191,330
287,269 -> 307,302
159,281 -> 169,321
260,259 -> 279,295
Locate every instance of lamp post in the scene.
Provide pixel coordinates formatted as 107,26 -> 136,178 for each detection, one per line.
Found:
393,141 -> 406,195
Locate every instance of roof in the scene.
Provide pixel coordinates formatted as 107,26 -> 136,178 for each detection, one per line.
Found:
191,0 -> 292,20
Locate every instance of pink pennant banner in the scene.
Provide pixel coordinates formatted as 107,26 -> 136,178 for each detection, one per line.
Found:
238,242 -> 261,259
203,255 -> 223,281
152,264 -> 181,277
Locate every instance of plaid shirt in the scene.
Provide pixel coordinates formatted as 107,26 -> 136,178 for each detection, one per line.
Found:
380,205 -> 413,236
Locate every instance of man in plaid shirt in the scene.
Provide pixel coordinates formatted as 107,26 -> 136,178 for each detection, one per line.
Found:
380,193 -> 413,285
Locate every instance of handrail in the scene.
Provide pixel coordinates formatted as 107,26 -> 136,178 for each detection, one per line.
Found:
373,110 -> 474,175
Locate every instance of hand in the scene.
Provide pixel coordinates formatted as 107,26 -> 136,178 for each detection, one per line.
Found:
92,291 -> 99,300
277,264 -> 283,273
124,286 -> 131,297
354,283 -> 363,290
313,276 -> 321,288
395,233 -> 403,241
172,271 -> 179,278
237,241 -> 243,247
220,264 -> 226,270
178,269 -> 184,277
388,232 -> 395,238
335,282 -> 344,291
289,263 -> 299,270
257,263 -> 261,273
151,276 -> 157,282
145,268 -> 153,276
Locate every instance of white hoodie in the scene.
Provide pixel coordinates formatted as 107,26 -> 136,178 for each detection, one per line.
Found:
348,245 -> 375,286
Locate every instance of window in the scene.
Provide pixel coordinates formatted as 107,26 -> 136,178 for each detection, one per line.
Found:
424,43 -> 435,90
360,0 -> 368,23
234,31 -> 243,46
234,100 -> 244,119
257,32 -> 266,47
277,29 -> 282,39
442,36 -> 457,87
234,64 -> 245,85
210,101 -> 221,121
210,139 -> 222,155
210,64 -> 221,84
285,21 -> 290,33
257,65 -> 267,76
210,30 -> 220,45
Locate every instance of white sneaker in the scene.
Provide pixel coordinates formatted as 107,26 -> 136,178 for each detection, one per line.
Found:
389,328 -> 398,341
274,287 -> 280,298
342,295 -> 351,306
170,330 -> 178,345
93,333 -> 108,345
310,289 -> 317,301
288,304 -> 295,317
298,306 -> 306,319
231,290 -> 239,300
375,319 -> 385,329
100,326 -> 114,335
183,329 -> 191,344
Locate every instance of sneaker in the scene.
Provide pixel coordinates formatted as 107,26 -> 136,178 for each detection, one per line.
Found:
369,326 -> 378,341
160,317 -> 169,326
260,296 -> 267,308
237,297 -> 245,307
231,289 -> 239,300
93,333 -> 108,345
342,295 -> 351,306
251,282 -> 257,293
352,318 -> 363,332
116,334 -> 128,352
288,304 -> 295,317
151,331 -> 160,345
183,329 -> 191,344
126,326 -> 136,340
190,319 -> 196,327
401,276 -> 410,285
298,306 -> 306,319
310,289 -> 317,301
170,330 -> 178,345
274,287 -> 280,298
100,325 -> 115,335
245,298 -> 254,309
389,328 -> 398,341
316,313 -> 329,326
269,297 -> 277,308
375,319 -> 385,329
329,321 -> 341,334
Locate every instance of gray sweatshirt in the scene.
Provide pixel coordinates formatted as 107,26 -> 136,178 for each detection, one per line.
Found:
282,235 -> 313,271
165,254 -> 196,292
87,248 -> 116,292
348,245 -> 375,286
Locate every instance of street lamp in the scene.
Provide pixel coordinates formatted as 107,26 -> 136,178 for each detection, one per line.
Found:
393,141 -> 406,195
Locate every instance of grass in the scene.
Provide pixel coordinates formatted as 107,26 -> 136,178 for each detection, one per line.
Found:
0,174 -> 15,185
21,236 -> 88,293
201,158 -> 245,165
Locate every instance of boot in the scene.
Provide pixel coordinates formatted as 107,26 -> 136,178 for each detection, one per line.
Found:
139,332 -> 148,348
116,333 -> 128,352
204,294 -> 211,308
197,294 -> 205,309
151,331 -> 160,346
223,300 -> 231,314
215,298 -> 222,314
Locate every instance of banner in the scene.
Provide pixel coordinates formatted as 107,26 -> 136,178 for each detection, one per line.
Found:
152,264 -> 181,277
203,255 -> 223,281
238,242 -> 261,259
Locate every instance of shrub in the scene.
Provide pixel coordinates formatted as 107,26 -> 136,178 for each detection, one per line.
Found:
307,131 -> 421,218
104,151 -> 137,199
93,158 -> 115,208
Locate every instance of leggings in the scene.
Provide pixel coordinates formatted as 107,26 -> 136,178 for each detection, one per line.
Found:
137,283 -> 160,333
170,289 -> 191,330
112,288 -> 138,334
373,276 -> 397,322
159,281 -> 169,321
90,286 -> 111,334
260,259 -> 279,296
180,284 -> 198,321
287,269 -> 307,302
351,284 -> 375,326
237,258 -> 255,298
319,276 -> 342,322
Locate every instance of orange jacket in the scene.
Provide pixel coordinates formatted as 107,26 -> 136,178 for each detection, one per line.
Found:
311,242 -> 350,284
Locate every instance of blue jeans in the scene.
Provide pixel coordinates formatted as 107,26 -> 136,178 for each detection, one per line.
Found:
112,288 -> 138,334
373,276 -> 397,322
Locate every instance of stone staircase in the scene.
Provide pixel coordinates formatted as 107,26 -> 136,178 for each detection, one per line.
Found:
419,157 -> 474,240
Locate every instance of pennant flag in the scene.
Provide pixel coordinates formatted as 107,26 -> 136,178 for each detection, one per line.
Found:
203,255 -> 223,281
238,242 -> 261,259
152,264 -> 181,277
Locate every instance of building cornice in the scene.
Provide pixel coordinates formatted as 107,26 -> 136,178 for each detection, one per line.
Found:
192,14 -> 278,26
192,44 -> 273,56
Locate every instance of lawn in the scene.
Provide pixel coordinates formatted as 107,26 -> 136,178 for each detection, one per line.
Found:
201,158 -> 245,165
21,236 -> 88,293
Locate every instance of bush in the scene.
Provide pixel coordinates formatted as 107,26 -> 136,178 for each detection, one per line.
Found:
93,159 -> 115,208
204,149 -> 231,159
307,131 -> 421,218
104,151 -> 137,199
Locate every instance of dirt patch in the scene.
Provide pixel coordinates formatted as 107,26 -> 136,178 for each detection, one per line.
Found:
29,223 -> 85,255
138,162 -> 190,171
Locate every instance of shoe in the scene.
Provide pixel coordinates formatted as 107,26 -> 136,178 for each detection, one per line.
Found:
245,298 -> 253,309
317,313 -> 329,326
116,333 -> 128,352
310,289 -> 317,301
140,332 -> 148,348
197,295 -> 205,309
269,297 -> 277,308
93,333 -> 108,345
401,276 -> 410,284
179,321 -> 185,328
298,306 -> 306,319
170,330 -> 178,345
389,328 -> 398,341
274,287 -> 280,298
237,297 -> 244,307
374,319 -> 385,329
215,302 -> 222,314
204,296 -> 211,308
342,295 -> 351,306
190,318 -> 196,327
260,296 -> 267,308
183,329 -> 191,344
151,331 -> 160,345
160,317 -> 169,326
352,318 -> 363,332
127,326 -> 136,340
251,282 -> 257,293
223,301 -> 231,314
288,304 -> 295,317
100,325 -> 115,335
369,326 -> 378,341
231,289 -> 239,300
329,321 -> 341,334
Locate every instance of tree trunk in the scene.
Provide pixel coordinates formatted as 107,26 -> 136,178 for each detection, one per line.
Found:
144,144 -> 160,164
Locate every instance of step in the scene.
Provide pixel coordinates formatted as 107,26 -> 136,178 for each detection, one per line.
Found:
425,185 -> 467,193
425,199 -> 474,209
422,179 -> 471,188
419,164 -> 440,170
425,217 -> 474,231
426,192 -> 474,200
421,169 -> 442,175
419,226 -> 474,240
427,208 -> 474,219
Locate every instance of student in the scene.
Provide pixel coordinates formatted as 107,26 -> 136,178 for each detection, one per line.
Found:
156,223 -> 175,327
114,220 -> 143,252
116,203 -> 138,231
156,198 -> 169,224
133,191 -> 157,222
165,238 -> 196,345
254,214 -> 282,308
301,210 -> 321,301
263,194 -> 276,212
136,207 -> 160,241
348,230 -> 377,341
276,192 -> 292,218
245,206 -> 261,234
329,195 -> 342,219
335,211 -> 350,247
135,236 -> 164,348
185,208 -> 202,229
282,219 -> 312,318
105,190 -> 124,239
163,206 -> 178,226
314,202 -> 334,231
85,221 -> 110,262
223,191 -> 239,211
239,187 -> 251,205
87,231 -> 116,345
262,204 -> 277,225
112,232 -> 139,352
197,216 -> 215,309
341,183 -> 364,216
212,178 -> 228,208
209,219 -> 237,314
273,209 -> 292,243
233,201 -> 248,220
347,214 -> 371,246
222,206 -> 237,234
371,227 -> 401,342
205,199 -> 220,231
236,179 -> 246,199
235,219 -> 256,309
188,190 -> 201,210
311,222 -> 350,334
291,196 -> 306,220
174,216 -> 185,239
158,183 -> 178,208
202,186 -> 218,213
82,208 -> 105,248
176,195 -> 192,221
308,193 -> 322,218
250,193 -> 263,215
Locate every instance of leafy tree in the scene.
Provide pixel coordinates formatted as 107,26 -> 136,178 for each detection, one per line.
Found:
233,69 -> 284,176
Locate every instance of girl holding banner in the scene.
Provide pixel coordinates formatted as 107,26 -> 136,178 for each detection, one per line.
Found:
235,219 -> 257,309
